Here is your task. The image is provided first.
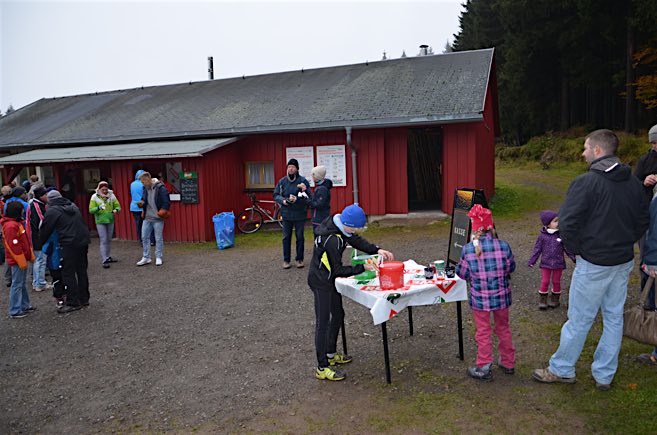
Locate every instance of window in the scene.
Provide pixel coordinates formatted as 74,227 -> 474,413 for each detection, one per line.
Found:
245,161 -> 274,189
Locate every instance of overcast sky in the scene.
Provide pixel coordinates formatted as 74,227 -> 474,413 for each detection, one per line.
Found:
0,0 -> 464,112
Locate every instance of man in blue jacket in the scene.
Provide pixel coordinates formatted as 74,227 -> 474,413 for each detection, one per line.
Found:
130,169 -> 155,245
274,159 -> 310,269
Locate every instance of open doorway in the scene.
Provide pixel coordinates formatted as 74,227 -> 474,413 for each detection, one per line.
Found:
407,128 -> 442,211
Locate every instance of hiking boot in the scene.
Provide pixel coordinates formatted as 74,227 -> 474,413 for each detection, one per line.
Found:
328,353 -> 353,366
57,305 -> 82,314
497,359 -> 515,375
548,292 -> 561,308
136,257 -> 152,266
595,382 -> 611,391
532,368 -> 576,384
636,353 -> 657,366
296,260 -> 304,269
539,293 -> 548,310
283,262 -> 291,269
467,363 -> 493,381
315,366 -> 346,381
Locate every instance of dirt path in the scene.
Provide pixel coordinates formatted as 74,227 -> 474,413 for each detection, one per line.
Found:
0,216 -> 651,433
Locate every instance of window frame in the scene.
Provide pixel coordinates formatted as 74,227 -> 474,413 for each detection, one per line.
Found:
244,160 -> 275,189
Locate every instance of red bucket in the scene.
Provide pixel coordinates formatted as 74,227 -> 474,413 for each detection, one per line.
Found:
379,261 -> 405,290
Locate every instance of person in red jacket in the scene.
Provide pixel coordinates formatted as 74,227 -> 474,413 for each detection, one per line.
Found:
2,201 -> 35,318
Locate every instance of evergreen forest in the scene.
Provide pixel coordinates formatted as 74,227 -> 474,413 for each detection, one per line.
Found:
452,0 -> 657,143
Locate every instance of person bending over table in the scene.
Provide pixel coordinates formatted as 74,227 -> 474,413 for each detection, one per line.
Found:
307,204 -> 394,381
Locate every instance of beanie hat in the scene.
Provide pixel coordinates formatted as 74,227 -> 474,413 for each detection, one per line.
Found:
311,165 -> 327,181
467,204 -> 494,232
11,186 -> 26,198
340,204 -> 367,228
47,190 -> 62,200
5,201 -> 23,219
540,210 -> 558,227
650,124 -> 657,144
287,159 -> 299,170
33,186 -> 48,199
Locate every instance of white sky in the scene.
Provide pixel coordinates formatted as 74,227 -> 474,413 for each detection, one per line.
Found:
0,0 -> 464,111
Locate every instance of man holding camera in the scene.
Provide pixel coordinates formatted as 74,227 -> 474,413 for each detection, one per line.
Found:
274,159 -> 310,269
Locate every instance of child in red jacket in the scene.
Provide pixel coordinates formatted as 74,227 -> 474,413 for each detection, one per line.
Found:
2,201 -> 35,318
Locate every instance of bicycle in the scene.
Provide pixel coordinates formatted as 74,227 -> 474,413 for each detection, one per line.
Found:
237,193 -> 284,233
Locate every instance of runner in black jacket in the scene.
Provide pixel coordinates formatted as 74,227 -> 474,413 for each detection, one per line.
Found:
308,204 -> 393,381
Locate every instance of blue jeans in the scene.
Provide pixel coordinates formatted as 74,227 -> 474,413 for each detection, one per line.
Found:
549,257 -> 634,385
133,211 -> 155,244
32,250 -> 48,288
142,219 -> 164,259
9,265 -> 30,315
282,219 -> 305,262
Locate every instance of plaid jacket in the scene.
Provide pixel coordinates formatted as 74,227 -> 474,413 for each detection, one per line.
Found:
456,233 -> 516,311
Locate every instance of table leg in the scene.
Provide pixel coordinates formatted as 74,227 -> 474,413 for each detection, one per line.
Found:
341,318 -> 348,355
408,306 -> 414,336
381,322 -> 391,384
456,301 -> 464,360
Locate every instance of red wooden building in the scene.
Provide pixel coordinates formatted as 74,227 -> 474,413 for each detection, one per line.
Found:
0,49 -> 499,242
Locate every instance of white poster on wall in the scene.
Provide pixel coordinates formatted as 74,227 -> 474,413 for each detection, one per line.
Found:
316,145 -> 347,187
286,146 -> 315,186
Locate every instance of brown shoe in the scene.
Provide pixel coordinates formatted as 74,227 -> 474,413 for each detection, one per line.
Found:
548,292 -> 561,308
296,260 -> 304,269
532,368 -> 576,384
539,293 -> 548,310
283,262 -> 291,269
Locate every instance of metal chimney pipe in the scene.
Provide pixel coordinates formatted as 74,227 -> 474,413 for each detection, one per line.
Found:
208,56 -> 214,80
419,44 -> 429,56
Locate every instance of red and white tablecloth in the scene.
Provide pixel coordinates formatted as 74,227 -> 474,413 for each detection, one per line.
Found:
335,260 -> 468,325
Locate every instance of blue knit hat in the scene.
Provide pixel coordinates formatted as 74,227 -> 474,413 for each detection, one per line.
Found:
340,204 -> 367,228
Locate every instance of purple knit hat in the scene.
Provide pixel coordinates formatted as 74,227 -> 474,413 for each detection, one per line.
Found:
540,210 -> 558,226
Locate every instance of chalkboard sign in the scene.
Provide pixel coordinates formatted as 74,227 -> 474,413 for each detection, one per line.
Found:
447,188 -> 489,266
180,178 -> 199,204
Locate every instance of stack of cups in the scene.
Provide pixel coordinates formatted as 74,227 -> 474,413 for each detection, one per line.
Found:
434,260 -> 446,277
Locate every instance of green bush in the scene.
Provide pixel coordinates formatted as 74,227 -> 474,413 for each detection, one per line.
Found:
496,129 -> 651,166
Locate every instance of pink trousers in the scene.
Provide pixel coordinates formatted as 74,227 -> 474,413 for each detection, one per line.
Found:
472,308 -> 515,368
539,268 -> 563,294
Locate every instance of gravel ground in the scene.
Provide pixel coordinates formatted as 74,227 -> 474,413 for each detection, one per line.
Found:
0,216 -> 644,433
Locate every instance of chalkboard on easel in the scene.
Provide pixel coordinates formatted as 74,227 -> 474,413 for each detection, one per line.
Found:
180,178 -> 199,204
447,188 -> 489,266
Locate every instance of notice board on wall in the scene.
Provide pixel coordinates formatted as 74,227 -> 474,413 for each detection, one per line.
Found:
316,145 -> 347,186
285,146 -> 315,186
180,178 -> 199,204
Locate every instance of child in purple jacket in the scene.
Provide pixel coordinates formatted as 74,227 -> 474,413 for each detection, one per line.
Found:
528,210 -> 575,310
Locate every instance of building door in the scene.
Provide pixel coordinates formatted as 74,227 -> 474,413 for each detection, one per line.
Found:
407,128 -> 442,210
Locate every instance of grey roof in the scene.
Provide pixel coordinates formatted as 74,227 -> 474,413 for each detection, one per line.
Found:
0,138 -> 236,164
0,49 -> 494,149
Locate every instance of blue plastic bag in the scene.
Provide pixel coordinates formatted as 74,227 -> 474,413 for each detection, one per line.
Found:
213,212 -> 235,250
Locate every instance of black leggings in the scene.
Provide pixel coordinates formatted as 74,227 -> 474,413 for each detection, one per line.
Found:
311,286 -> 344,368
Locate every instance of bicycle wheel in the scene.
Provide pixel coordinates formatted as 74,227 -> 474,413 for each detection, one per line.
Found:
274,208 -> 284,228
237,208 -> 264,233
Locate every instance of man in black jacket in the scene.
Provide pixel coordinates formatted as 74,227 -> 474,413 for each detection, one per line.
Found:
308,204 -> 393,381
533,129 -> 649,390
39,190 -> 91,313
